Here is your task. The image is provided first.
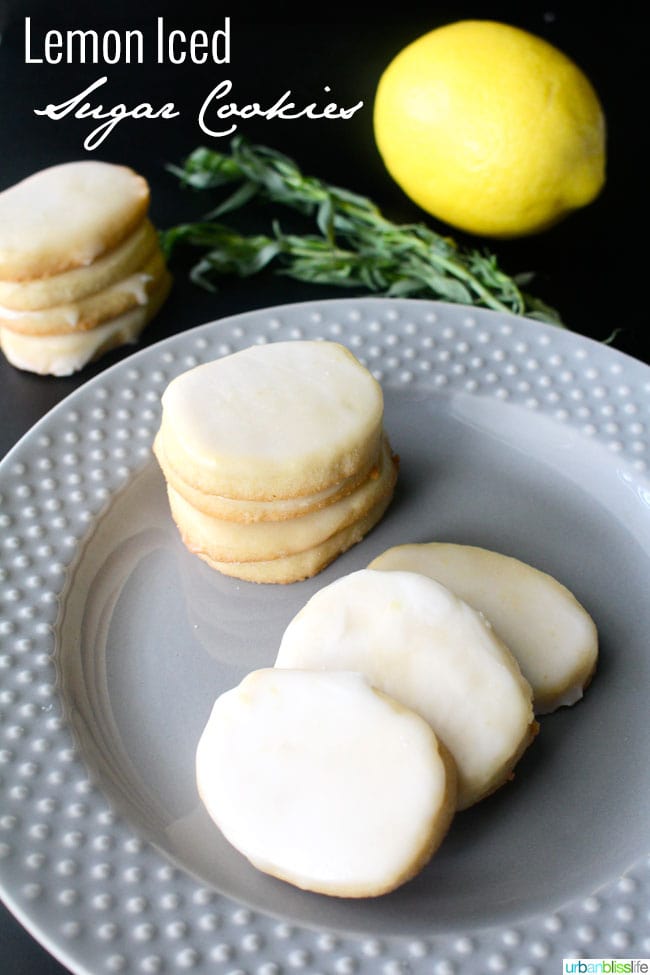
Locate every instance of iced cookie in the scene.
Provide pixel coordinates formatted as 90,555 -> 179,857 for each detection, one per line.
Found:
369,542 -> 598,713
166,438 -> 397,563
0,161 -> 150,280
0,249 -> 167,335
156,341 -> 385,500
0,219 -> 159,311
154,431 -> 381,523
276,569 -> 536,809
196,668 -> 456,897
0,271 -> 171,376
154,341 -> 397,582
196,485 -> 396,584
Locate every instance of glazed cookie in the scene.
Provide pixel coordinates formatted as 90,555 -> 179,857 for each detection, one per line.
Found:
0,271 -> 171,376
0,219 -> 158,311
165,439 -> 397,563
0,248 -> 167,335
276,569 -> 536,809
153,432 -> 381,523
196,668 -> 456,897
0,161 -> 150,280
157,341 -> 385,500
186,475 -> 397,584
369,542 -> 599,713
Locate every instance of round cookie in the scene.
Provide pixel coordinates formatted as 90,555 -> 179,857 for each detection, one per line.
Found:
157,341 -> 385,500
0,161 -> 150,281
0,270 -> 171,376
369,542 -> 599,714
153,432 -> 382,523
275,568 -> 536,809
201,488 -> 397,584
196,668 -> 456,897
165,438 -> 397,563
0,219 -> 158,311
0,248 -> 167,335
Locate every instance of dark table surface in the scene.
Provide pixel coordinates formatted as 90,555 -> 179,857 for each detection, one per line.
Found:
0,2 -> 646,972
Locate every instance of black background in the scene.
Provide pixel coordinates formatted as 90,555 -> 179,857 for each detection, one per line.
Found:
0,2 -> 646,971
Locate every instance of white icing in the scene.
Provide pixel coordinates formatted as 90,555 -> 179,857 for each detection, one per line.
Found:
196,668 -> 451,897
0,161 -> 149,278
113,271 -> 152,306
159,341 -> 384,498
0,304 -> 25,321
64,307 -> 81,327
276,569 -> 535,809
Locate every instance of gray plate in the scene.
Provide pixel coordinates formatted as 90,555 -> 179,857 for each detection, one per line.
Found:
1,297 -> 649,975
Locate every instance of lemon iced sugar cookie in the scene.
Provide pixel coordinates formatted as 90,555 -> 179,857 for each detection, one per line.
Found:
373,20 -> 605,237
369,543 -> 598,714
0,161 -> 150,280
276,568 -> 536,809
0,249 -> 168,336
154,341 -> 397,582
0,161 -> 170,375
0,275 -> 170,378
0,219 -> 159,311
196,668 -> 456,897
165,437 -> 397,563
156,341 -> 385,500
154,428 -> 382,524
199,489 -> 396,584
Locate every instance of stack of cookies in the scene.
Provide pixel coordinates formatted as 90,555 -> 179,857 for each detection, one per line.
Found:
0,161 -> 171,376
153,340 -> 398,584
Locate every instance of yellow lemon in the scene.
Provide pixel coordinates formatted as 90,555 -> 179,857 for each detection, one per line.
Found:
373,20 -> 606,238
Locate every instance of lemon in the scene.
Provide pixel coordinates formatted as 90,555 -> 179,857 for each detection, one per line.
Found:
373,20 -> 606,238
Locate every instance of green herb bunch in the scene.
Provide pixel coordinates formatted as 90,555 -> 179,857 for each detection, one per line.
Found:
161,136 -> 561,324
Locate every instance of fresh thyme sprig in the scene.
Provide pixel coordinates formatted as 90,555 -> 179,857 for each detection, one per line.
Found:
161,137 -> 562,325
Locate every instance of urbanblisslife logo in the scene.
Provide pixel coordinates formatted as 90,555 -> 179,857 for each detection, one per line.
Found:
563,961 -> 650,974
